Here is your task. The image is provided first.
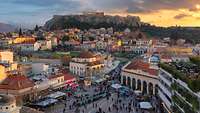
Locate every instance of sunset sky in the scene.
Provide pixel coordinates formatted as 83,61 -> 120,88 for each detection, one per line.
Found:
1,0 -> 200,27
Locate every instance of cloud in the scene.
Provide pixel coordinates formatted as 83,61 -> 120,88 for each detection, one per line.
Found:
174,13 -> 191,19
1,0 -> 200,27
85,0 -> 200,13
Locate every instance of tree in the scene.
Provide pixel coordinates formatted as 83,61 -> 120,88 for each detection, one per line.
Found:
61,55 -> 71,66
88,36 -> 95,41
19,28 -> 23,37
61,35 -> 70,42
34,25 -> 39,31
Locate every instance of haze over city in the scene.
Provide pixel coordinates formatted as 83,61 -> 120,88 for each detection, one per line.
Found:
1,0 -> 200,27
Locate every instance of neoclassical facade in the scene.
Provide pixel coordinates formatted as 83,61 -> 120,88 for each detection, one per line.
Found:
70,51 -> 105,77
121,60 -> 159,95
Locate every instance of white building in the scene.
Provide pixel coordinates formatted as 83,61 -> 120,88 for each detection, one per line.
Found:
158,68 -> 173,113
0,51 -> 14,63
70,51 -> 104,77
121,60 -> 159,95
18,42 -> 40,52
31,63 -> 49,75
39,40 -> 52,50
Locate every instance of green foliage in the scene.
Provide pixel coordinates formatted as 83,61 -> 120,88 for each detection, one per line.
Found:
113,52 -> 137,59
187,79 -> 200,93
19,28 -> 22,36
159,63 -> 200,92
190,57 -> 200,67
70,51 -> 80,57
141,26 -> 200,44
159,63 -> 187,82
61,35 -> 70,42
172,83 -> 199,110
172,95 -> 197,113
34,25 -> 39,31
88,36 -> 95,41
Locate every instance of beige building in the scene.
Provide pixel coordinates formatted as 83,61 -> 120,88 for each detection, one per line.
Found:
0,94 -> 21,113
70,51 -> 105,77
0,64 -> 7,83
0,50 -> 18,82
0,51 -> 14,63
121,60 -> 159,95
0,75 -> 35,105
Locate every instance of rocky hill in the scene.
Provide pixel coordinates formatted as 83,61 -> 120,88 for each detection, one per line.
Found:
44,14 -> 200,43
0,23 -> 15,33
44,14 -> 141,31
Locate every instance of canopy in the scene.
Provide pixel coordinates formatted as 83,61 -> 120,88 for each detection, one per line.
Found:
139,102 -> 153,109
36,98 -> 58,107
134,90 -> 142,96
111,84 -> 122,89
46,91 -> 66,99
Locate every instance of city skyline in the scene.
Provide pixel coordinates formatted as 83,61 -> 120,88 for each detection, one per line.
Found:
1,0 -> 200,27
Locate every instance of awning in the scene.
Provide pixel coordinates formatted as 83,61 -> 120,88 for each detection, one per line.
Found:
46,91 -> 66,99
111,84 -> 122,89
139,102 -> 153,109
36,98 -> 58,107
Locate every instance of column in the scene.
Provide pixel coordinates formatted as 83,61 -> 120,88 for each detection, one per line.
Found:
121,76 -> 123,84
125,76 -> 128,86
130,77 -> 133,88
141,81 -> 143,92
135,79 -> 138,90
153,85 -> 156,95
147,82 -> 149,94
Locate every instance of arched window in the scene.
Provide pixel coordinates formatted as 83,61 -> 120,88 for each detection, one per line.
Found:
148,83 -> 154,95
132,78 -> 136,90
143,81 -> 147,94
137,79 -> 141,90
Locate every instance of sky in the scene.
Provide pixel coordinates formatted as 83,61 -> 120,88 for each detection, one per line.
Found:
1,0 -> 200,27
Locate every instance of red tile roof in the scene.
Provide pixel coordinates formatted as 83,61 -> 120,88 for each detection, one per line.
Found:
125,60 -> 158,76
48,70 -> 75,81
48,74 -> 64,79
125,60 -> 149,70
63,73 -> 75,81
78,51 -> 95,58
0,75 -> 34,90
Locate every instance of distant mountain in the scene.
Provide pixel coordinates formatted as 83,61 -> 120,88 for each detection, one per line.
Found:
0,23 -> 15,33
44,14 -> 141,31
